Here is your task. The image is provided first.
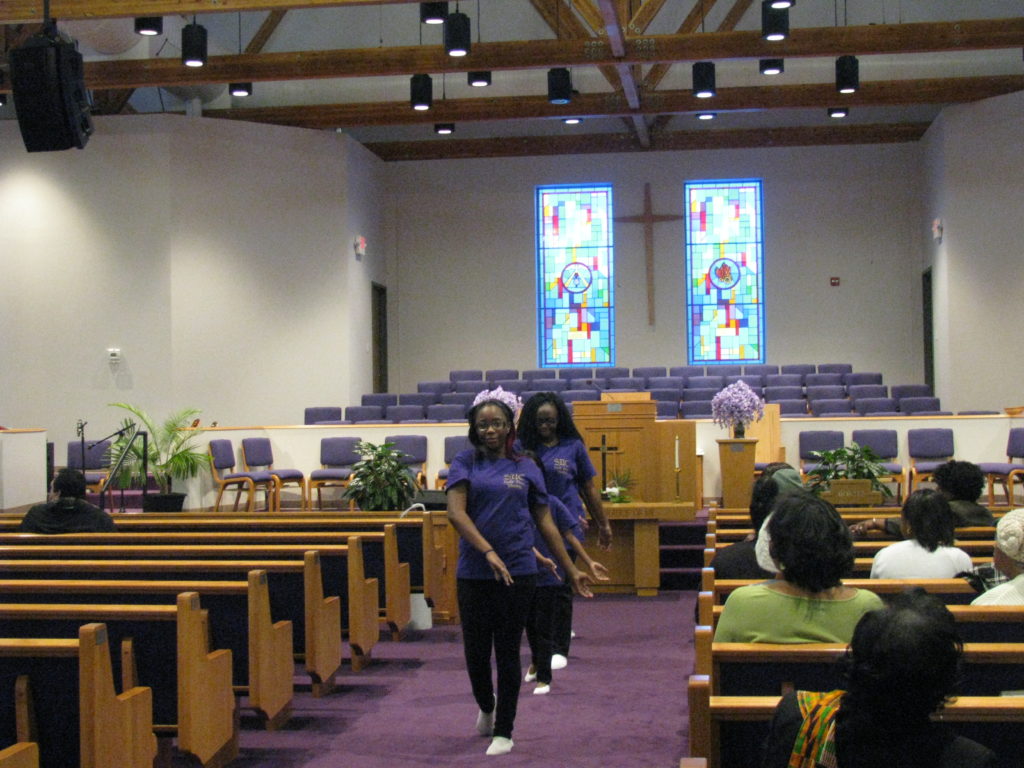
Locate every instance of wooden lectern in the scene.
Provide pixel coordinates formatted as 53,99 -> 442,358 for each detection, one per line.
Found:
570,397 -> 696,595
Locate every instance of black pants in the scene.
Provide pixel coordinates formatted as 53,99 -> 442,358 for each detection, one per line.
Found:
525,584 -> 559,684
457,576 -> 536,739
551,577 -> 574,656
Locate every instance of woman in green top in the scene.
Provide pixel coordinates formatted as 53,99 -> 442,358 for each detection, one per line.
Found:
715,492 -> 883,643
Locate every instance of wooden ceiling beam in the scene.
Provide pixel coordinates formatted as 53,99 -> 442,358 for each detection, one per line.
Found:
364,122 -> 930,161
595,0 -> 648,146
627,0 -> 671,35
0,0 -> 425,24
76,18 -> 1024,90
246,8 -> 286,54
201,75 -> 1024,128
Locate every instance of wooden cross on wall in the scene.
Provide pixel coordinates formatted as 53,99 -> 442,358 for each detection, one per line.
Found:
614,183 -> 684,326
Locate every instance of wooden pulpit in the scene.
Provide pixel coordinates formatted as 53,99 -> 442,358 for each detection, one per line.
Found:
570,397 -> 697,595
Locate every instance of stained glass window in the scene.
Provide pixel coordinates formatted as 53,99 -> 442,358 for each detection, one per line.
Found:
684,179 -> 765,365
536,185 -> 615,368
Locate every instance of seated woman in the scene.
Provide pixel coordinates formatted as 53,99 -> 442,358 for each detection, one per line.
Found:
869,489 -> 973,579
714,492 -> 883,643
934,460 -> 995,527
761,590 -> 996,768
972,507 -> 1024,605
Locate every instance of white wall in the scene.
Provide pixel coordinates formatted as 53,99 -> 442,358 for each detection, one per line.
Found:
384,144 -> 926,393
922,89 -> 1024,413
0,114 -> 386,450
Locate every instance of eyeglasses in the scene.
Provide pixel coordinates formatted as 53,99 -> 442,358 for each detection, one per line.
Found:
536,417 -> 557,425
474,420 -> 508,432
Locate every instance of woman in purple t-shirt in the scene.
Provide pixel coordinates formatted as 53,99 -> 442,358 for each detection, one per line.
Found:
446,398 -> 592,757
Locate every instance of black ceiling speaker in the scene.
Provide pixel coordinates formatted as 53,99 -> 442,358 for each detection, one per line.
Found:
9,34 -> 94,152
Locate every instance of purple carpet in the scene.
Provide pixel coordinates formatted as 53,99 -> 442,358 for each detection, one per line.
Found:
213,591 -> 695,767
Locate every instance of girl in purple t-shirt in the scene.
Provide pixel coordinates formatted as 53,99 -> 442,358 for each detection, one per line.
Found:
446,398 -> 593,757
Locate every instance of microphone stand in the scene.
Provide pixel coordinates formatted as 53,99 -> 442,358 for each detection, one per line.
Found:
94,423 -> 141,514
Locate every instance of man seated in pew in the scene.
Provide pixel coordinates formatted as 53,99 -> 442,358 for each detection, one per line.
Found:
709,463 -> 801,580
935,460 -> 995,527
761,590 -> 996,768
18,469 -> 117,534
715,492 -> 883,643
869,490 -> 973,579
972,508 -> 1024,606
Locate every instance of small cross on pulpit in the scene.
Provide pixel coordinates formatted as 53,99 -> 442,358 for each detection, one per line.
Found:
588,433 -> 622,492
614,182 -> 684,326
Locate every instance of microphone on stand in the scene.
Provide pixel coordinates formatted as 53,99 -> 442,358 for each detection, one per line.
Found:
75,419 -> 87,437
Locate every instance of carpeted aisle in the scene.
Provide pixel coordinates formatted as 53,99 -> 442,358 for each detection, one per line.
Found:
222,591 -> 696,768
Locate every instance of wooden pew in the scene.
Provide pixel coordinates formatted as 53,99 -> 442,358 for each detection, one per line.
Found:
0,529 -> 411,639
0,550 -> 371,676
0,596 -> 235,767
0,572 -> 293,728
708,524 -> 996,542
0,623 -> 157,768
687,674 -> 1024,768
0,744 -> 36,768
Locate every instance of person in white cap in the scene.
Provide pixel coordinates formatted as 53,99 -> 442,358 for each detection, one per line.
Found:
971,508 -> 1024,605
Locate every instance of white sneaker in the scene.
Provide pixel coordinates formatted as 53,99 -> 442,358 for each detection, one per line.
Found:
486,736 -> 514,756
476,695 -> 496,736
524,666 -> 537,683
571,629 -> 576,638
533,682 -> 550,695
551,654 -> 568,670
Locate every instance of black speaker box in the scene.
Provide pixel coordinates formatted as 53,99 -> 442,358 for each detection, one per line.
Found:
9,36 -> 94,152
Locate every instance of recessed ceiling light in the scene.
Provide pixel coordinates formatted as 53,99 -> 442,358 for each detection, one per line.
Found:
828,107 -> 849,118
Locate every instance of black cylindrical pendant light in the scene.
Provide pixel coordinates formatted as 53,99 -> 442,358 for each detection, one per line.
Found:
836,55 -> 859,93
434,123 -> 455,134
420,2 -> 448,24
692,61 -> 716,98
182,20 -> 207,67
230,82 -> 253,97
547,68 -> 572,105
828,107 -> 849,118
761,1 -> 789,41
759,58 -> 784,75
444,11 -> 471,57
411,74 -> 433,110
134,17 -> 163,36
468,71 -> 491,87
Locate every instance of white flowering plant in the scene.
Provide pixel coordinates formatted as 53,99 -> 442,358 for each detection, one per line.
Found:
710,380 -> 765,437
472,386 -> 522,416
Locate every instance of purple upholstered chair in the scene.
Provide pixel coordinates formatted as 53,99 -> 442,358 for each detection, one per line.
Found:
398,393 -> 437,408
304,407 -> 342,425
521,369 -> 549,382
765,374 -> 803,388
486,369 -> 518,384
780,364 -> 816,383
669,365 -> 704,381
607,377 -> 643,390
632,366 -> 667,385
847,385 -> 888,401
385,434 -> 428,490
647,376 -> 684,393
798,430 -> 844,479
417,381 -> 451,396
241,437 -> 308,511
725,375 -> 764,393
891,384 -> 932,401
681,388 -> 720,402
492,379 -> 526,394
346,405 -> 388,423
601,367 -> 630,379
805,373 -> 844,388
687,375 -> 724,391
851,429 -> 905,502
362,393 -> 398,409
528,378 -> 568,393
744,364 -> 779,376
309,436 -> 362,509
66,439 -> 111,492
680,401 -> 712,418
898,397 -> 942,415
817,364 -> 853,375
454,380 -> 488,394
708,365 -> 742,377
809,399 -> 852,417
764,386 -> 804,402
656,401 -> 679,419
208,438 -> 276,513
854,397 -> 899,416
386,404 -> 427,423
648,388 -> 682,403
776,399 -> 809,416
562,389 -> 600,403
977,428 -> 1024,505
558,368 -> 593,380
435,435 -> 473,489
565,376 -> 600,391
450,369 -> 483,383
843,372 -> 883,387
426,403 -> 467,422
805,385 -> 847,402
439,392 -> 476,408
907,428 -> 955,492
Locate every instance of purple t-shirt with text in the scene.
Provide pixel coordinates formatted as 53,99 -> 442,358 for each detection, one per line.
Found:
447,449 -> 549,579
533,495 -> 579,587
535,438 -> 596,520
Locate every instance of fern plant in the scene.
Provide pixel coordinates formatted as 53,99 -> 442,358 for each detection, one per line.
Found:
107,402 -> 210,495
804,441 -> 894,498
342,440 -> 417,511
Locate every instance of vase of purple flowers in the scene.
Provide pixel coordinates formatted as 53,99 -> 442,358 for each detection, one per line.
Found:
711,380 -> 765,438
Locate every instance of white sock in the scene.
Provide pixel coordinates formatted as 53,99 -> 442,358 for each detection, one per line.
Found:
475,694 -> 496,736
486,736 -> 514,756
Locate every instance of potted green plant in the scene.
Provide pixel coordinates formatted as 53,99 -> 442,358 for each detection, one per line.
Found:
804,441 -> 894,505
107,402 -> 211,512
342,440 -> 418,512
602,470 -> 636,504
